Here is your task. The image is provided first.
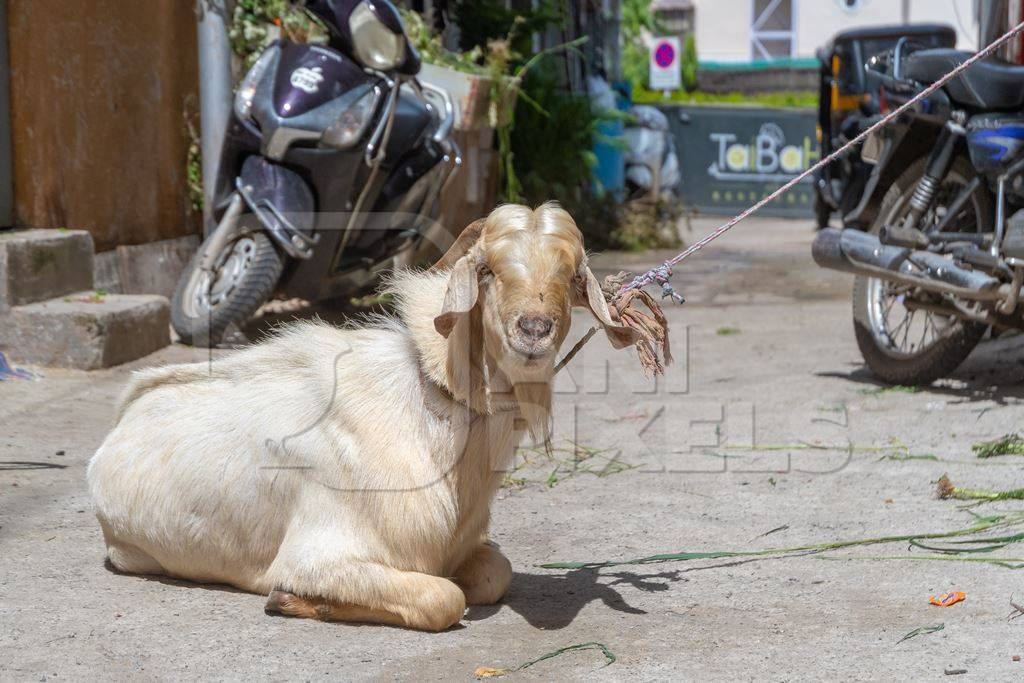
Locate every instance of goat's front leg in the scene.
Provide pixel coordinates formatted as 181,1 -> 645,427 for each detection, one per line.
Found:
264,560 -> 466,632
453,543 -> 512,605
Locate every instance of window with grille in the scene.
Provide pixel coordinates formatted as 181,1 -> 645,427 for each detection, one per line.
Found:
751,0 -> 795,62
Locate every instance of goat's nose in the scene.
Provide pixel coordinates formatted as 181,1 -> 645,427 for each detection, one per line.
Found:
517,315 -> 553,340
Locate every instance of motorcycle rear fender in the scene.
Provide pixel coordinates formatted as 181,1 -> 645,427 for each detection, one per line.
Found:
237,156 -> 318,259
844,118 -> 941,230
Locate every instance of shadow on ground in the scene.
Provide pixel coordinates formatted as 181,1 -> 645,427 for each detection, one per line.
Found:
465,568 -> 677,629
817,333 -> 1024,404
468,555 -> 801,630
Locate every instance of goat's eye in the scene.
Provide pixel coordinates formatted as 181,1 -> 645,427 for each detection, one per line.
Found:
477,264 -> 493,279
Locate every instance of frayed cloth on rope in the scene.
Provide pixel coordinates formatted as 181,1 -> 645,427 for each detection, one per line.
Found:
555,271 -> 674,377
602,271 -> 673,376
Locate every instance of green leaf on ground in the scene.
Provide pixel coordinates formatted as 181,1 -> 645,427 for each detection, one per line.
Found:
897,623 -> 944,645
538,512 -> 1024,570
972,433 -> 1024,458
938,474 -> 1024,502
858,385 -> 920,396
475,642 -> 616,678
516,642 -> 616,671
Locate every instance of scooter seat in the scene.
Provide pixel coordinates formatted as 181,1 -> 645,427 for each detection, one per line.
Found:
903,48 -> 1024,111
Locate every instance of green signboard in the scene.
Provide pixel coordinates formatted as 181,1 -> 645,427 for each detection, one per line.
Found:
659,105 -> 818,219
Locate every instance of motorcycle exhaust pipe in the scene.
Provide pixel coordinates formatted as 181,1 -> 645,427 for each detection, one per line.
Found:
812,228 -> 1003,301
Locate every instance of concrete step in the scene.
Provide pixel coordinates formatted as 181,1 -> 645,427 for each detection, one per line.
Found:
0,291 -> 170,370
0,229 -> 95,312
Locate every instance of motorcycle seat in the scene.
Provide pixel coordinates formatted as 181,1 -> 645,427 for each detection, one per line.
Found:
903,48 -> 1024,111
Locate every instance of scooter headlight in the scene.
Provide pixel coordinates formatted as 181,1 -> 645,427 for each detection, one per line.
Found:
349,3 -> 405,71
234,48 -> 277,123
322,87 -> 380,150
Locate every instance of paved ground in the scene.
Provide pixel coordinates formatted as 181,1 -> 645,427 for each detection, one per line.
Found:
4,216 -> 1024,681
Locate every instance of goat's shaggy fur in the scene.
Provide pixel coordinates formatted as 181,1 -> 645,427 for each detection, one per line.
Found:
87,203 -> 634,630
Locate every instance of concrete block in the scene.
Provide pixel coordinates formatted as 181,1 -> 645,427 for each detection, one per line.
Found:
0,229 -> 94,311
92,250 -> 123,294
115,234 -> 198,298
0,292 -> 170,370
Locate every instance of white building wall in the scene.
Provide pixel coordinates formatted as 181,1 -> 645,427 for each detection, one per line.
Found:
690,0 -> 977,64
691,0 -> 753,63
908,0 -> 978,50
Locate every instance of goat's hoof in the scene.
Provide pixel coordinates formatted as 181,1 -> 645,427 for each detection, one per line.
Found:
265,590 -> 319,619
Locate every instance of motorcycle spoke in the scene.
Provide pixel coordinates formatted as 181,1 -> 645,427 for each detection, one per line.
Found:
882,293 -> 897,320
887,310 -> 908,349
926,312 -> 941,343
900,310 -> 915,351
916,312 -> 932,352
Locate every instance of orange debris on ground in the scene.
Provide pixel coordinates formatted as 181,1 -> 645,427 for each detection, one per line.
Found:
930,591 -> 966,607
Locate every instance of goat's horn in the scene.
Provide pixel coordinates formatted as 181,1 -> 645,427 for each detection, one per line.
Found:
431,218 -> 485,272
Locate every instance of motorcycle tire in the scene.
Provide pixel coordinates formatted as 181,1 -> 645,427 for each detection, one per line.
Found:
171,232 -> 284,347
852,157 -> 990,386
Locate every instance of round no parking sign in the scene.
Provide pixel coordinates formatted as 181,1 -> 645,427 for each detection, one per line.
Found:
654,41 -> 675,68
650,36 -> 682,90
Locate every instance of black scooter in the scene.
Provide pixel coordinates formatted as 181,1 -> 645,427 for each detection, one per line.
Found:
172,0 -> 459,346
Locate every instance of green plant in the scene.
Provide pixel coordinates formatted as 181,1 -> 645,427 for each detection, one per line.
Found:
508,63 -> 599,204
538,510 -> 1024,570
400,9 -> 484,73
621,0 -> 660,88
229,0 -> 326,67
184,100 -> 204,214
511,441 -> 636,489
632,86 -> 818,109
682,33 -> 698,91
449,0 -> 559,55
397,9 -> 576,206
399,8 -> 614,239
938,474 -> 1024,502
497,35 -> 592,203
973,433 -> 1024,458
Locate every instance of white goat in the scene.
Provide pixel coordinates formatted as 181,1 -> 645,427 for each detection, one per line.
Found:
87,203 -> 635,631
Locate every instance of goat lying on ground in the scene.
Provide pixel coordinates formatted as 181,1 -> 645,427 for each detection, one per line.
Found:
87,202 -> 636,631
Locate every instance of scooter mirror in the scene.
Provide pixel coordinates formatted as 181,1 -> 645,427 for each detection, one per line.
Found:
297,0 -> 418,75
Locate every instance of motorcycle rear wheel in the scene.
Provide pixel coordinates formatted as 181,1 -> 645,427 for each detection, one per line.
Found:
171,232 -> 283,347
852,157 -> 991,385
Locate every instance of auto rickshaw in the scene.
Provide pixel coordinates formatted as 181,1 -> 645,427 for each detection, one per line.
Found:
814,24 -> 957,228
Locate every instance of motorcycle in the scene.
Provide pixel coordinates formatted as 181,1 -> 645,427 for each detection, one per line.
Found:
812,24 -> 956,229
171,0 -> 459,346
812,40 -> 1024,385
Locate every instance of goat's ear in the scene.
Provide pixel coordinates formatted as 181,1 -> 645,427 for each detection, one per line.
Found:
575,265 -> 638,350
434,252 -> 482,338
431,218 -> 485,272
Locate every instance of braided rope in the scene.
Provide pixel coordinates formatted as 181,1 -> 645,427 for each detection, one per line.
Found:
620,19 -> 1024,300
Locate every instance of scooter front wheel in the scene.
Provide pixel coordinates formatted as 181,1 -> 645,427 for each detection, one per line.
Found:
171,232 -> 283,347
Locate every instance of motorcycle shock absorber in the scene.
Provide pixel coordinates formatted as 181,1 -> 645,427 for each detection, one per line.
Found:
883,120 -> 964,248
908,123 -> 962,225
